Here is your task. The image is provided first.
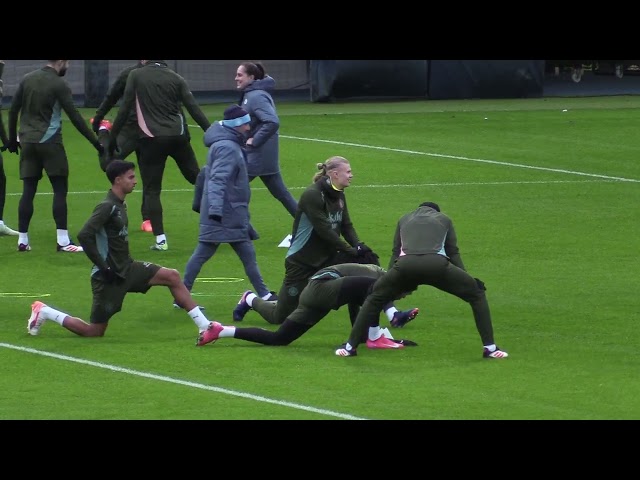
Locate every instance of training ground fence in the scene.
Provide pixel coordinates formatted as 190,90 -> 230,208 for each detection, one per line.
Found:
2,60 -> 639,106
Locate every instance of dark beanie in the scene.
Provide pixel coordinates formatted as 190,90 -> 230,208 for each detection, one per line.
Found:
224,104 -> 248,120
419,201 -> 441,212
221,104 -> 251,128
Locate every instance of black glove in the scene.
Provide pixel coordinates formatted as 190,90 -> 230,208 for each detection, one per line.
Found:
5,139 -> 20,154
209,214 -> 222,222
100,267 -> 118,283
93,140 -> 104,156
92,115 -> 104,134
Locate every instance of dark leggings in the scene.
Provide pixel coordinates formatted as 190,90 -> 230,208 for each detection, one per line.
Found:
19,176 -> 68,232
138,136 -> 200,235
233,319 -> 312,346
249,173 -> 298,218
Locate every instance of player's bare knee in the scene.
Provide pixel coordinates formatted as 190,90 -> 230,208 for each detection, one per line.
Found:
156,267 -> 181,285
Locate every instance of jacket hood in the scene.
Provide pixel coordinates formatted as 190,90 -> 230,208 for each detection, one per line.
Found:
245,75 -> 276,92
203,121 -> 246,147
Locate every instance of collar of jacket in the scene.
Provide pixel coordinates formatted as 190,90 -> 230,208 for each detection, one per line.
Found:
146,60 -> 167,67
319,176 -> 342,199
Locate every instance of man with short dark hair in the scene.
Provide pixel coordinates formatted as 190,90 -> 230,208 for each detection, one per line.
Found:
336,201 -> 509,359
109,60 -> 211,251
25,159 -> 217,340
7,60 -> 104,252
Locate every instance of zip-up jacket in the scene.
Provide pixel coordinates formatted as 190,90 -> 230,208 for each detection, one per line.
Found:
389,204 -> 466,271
111,60 -> 210,139
286,176 -> 359,269
8,66 -> 98,145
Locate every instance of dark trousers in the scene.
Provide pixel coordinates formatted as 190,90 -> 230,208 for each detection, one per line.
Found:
182,240 -> 269,297
98,130 -> 149,221
253,252 -> 388,325
252,259 -> 313,325
137,136 -> 200,236
249,173 -> 298,218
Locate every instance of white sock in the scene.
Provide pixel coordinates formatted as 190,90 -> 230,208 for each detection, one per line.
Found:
484,344 -> 497,352
261,292 -> 273,300
368,326 -> 382,341
156,234 -> 167,244
0,220 -> 4,226
384,306 -> 398,321
19,233 -> 29,245
41,305 -> 68,325
246,292 -> 257,307
57,229 -> 70,246
188,306 -> 211,331
220,326 -> 236,338
345,342 -> 354,351
380,328 -> 393,339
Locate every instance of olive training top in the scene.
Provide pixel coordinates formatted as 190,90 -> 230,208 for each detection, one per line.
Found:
94,63 -> 141,129
110,60 -> 210,139
389,205 -> 466,271
286,176 -> 359,270
78,190 -> 133,278
8,66 -> 97,145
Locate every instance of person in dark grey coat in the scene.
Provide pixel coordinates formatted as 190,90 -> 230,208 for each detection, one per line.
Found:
236,62 -> 298,218
175,105 -> 275,308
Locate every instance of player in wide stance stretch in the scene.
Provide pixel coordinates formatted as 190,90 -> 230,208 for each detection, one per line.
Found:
336,201 -> 508,359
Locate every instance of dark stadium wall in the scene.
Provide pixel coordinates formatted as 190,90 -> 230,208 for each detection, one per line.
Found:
310,60 -> 545,102
310,60 -> 429,102
428,60 -> 545,100
84,60 -> 110,108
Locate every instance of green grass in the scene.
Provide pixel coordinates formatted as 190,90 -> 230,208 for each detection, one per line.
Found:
1,96 -> 639,419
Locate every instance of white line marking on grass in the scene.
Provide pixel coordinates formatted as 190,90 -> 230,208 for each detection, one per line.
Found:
281,135 -> 640,183
4,179 -> 623,198
0,343 -> 366,420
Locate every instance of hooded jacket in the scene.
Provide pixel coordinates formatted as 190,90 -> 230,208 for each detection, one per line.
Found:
239,76 -> 279,176
195,121 -> 254,243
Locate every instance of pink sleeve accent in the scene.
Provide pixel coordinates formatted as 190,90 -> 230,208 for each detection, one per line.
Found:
136,94 -> 154,137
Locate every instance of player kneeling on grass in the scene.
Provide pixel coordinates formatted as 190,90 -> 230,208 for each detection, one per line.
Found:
196,262 -> 417,349
26,160 -> 217,339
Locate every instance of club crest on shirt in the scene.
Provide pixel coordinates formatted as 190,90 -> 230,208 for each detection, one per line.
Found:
339,199 -> 344,209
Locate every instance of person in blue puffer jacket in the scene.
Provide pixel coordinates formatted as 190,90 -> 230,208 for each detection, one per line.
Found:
174,104 -> 276,309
